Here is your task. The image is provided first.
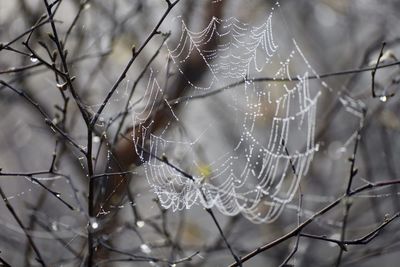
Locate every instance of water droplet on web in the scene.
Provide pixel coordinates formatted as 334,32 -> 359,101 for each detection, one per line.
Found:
131,6 -> 342,224
379,95 -> 387,102
55,193 -> 61,198
140,243 -> 151,254
30,56 -> 38,63
136,220 -> 145,228
328,141 -> 345,160
315,144 -> 320,152
51,221 -> 58,231
93,136 -> 101,143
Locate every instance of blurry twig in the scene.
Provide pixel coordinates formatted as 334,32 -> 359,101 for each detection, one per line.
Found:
0,186 -> 46,266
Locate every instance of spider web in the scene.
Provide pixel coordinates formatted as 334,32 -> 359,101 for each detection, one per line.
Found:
130,1 -> 363,223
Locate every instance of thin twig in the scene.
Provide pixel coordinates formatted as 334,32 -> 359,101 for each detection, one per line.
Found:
227,178 -> 400,267
169,59 -> 400,105
43,0 -> 90,124
0,62 -> 42,75
300,212 -> 400,247
0,15 -> 50,51
336,123 -> 363,266
30,176 -> 75,210
112,34 -> 169,144
371,42 -> 386,98
0,81 -> 86,155
279,140 -> 302,267
0,186 -> 46,266
91,171 -> 136,180
90,1 -> 180,128
99,239 -> 198,265
205,208 -> 242,266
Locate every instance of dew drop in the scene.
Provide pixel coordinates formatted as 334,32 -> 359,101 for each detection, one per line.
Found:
51,221 -> 58,231
315,144 -> 320,151
140,243 -> 151,254
92,221 -> 99,229
83,3 -> 91,10
90,218 -> 99,230
30,56 -> 38,63
379,95 -> 387,102
136,220 -> 145,228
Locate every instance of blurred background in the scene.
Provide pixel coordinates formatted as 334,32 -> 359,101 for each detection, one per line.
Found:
1,0 -> 400,266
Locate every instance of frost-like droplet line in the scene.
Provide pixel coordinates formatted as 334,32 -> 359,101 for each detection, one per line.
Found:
130,1 -> 364,224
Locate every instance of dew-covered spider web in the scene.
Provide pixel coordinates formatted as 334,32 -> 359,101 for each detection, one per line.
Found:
130,1 -> 364,223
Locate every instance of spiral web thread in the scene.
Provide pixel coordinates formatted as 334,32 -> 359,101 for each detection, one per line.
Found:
130,2 -> 363,223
